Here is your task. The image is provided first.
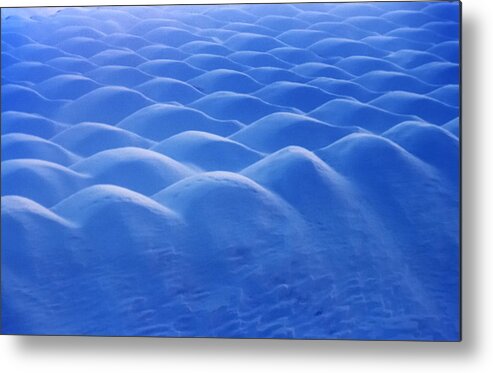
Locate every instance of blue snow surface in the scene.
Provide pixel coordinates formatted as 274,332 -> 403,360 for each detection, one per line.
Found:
1,2 -> 460,340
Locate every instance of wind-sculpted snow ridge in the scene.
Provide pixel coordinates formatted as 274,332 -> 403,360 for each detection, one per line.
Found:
2,2 -> 460,341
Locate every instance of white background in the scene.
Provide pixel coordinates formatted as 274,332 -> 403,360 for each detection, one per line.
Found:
1,0 -> 492,372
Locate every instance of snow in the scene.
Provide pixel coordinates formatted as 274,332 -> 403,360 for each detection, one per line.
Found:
117,103 -> 243,141
2,133 -> 80,165
51,122 -> 153,156
230,112 -> 358,152
135,77 -> 204,104
71,147 -> 195,195
309,98 -> 417,133
1,2 -> 460,340
253,81 -> 339,112
56,86 -> 154,124
188,69 -> 262,94
152,131 -> 263,172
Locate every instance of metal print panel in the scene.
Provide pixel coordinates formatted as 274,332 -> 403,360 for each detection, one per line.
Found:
1,1 -> 461,341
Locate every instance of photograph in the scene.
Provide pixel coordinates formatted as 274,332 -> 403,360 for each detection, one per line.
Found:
1,1 -> 461,341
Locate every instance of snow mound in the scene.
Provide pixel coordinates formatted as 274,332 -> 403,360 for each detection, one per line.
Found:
90,49 -> 147,67
382,10 -> 437,27
47,25 -> 106,44
185,54 -> 245,72
256,15 -> 309,32
370,91 -> 458,124
45,56 -> 98,73
144,27 -> 209,47
53,184 -> 180,225
386,27 -> 446,44
2,195 -> 73,229
2,84 -> 67,117
309,21 -> 373,39
135,78 -> 204,104
228,51 -> 292,69
242,146 -> 351,219
353,70 -> 435,93
411,61 -> 459,85
346,16 -> 399,33
51,122 -> 153,156
245,67 -> 308,84
2,159 -> 89,206
253,81 -> 338,112
10,44 -> 67,63
2,32 -> 35,47
427,85 -> 460,107
190,91 -> 297,124
103,33 -> 151,50
3,61 -> 64,83
137,45 -> 190,60
269,47 -> 323,64
224,33 -> 286,52
206,8 -> 256,23
180,41 -> 233,56
386,49 -> 445,68
443,118 -> 460,137
1,111 -> 66,138
383,121 -> 459,180
424,21 -> 460,40
424,2 -> 460,20
2,133 -> 79,165
56,37 -> 110,58
71,147 -> 194,195
35,74 -> 101,100
230,112 -> 357,152
335,56 -> 403,75
153,171 -> 304,257
152,131 -> 263,171
277,30 -> 329,48
307,77 -> 378,102
310,38 -> 386,59
117,103 -> 243,141
86,66 -> 152,88
223,22 -> 278,37
291,62 -> 354,80
317,133 -> 435,189
309,98 -> 416,133
188,69 -> 262,94
56,86 -> 154,124
330,3 -> 383,17
2,52 -> 20,68
138,59 -> 205,80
